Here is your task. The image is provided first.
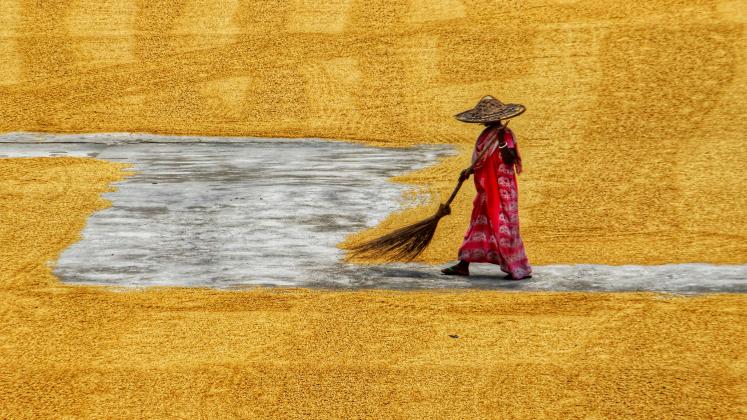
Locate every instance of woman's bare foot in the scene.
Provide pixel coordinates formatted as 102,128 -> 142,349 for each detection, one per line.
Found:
441,262 -> 470,276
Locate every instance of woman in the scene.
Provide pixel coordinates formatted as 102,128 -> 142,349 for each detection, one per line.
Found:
441,96 -> 532,280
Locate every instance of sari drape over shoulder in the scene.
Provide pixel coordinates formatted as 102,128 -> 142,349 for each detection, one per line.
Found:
457,126 -> 532,279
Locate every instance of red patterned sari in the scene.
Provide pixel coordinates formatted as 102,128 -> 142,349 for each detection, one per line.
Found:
457,125 -> 532,279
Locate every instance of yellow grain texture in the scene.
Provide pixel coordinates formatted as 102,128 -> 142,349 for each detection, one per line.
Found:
0,157 -> 745,418
1,0 -> 746,264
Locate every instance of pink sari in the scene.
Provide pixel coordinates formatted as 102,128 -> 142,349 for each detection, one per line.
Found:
457,125 -> 532,279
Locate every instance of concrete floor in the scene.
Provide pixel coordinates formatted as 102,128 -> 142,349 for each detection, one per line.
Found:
2,133 -> 745,293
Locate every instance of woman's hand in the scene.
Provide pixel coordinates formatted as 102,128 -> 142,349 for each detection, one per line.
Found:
459,168 -> 473,182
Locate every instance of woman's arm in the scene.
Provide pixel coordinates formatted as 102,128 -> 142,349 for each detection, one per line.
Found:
500,146 -> 517,165
500,127 -> 523,174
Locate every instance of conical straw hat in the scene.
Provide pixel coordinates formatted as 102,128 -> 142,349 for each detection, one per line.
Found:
454,95 -> 526,123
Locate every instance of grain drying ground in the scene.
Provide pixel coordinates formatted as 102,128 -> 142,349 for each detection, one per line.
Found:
1,0 -> 746,417
0,158 -> 745,417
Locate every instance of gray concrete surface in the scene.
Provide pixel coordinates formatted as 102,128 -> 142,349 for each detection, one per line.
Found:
2,132 -> 745,293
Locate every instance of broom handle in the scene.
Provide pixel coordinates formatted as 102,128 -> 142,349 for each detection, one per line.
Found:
444,179 -> 466,207
444,122 -> 508,207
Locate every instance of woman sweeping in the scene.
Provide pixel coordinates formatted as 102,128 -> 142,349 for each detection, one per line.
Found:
441,96 -> 532,279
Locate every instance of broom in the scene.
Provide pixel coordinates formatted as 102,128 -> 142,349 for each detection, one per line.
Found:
346,124 -> 507,262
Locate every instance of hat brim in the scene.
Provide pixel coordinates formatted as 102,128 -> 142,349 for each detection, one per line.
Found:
454,103 -> 526,123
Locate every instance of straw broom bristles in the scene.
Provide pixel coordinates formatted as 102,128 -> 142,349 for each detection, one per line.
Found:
346,202 -> 456,261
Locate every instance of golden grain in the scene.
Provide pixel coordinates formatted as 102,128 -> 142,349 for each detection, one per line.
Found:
1,157 -> 745,418
1,1 -> 746,416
